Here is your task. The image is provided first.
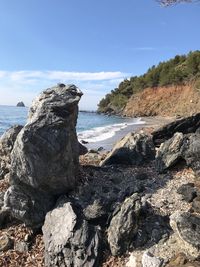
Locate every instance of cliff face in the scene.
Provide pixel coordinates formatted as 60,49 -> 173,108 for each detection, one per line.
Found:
123,84 -> 200,117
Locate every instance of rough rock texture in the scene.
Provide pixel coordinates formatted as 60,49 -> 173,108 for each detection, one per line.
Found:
10,84 -> 82,195
42,197 -> 101,267
152,112 -> 200,146
3,185 -> 55,228
0,234 -> 13,252
177,183 -> 197,203
142,251 -> 163,267
155,132 -> 184,173
170,212 -> 200,257
183,133 -> 200,176
156,132 -> 200,175
107,193 -> 142,256
0,125 -> 23,179
101,131 -> 155,166
79,142 -> 88,155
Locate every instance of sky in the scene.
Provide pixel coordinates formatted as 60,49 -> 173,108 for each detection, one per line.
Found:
0,0 -> 199,110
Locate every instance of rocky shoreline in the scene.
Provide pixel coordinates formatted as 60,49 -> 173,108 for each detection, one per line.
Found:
0,84 -> 200,267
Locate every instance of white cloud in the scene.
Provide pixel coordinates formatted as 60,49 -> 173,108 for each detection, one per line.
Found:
0,70 -> 128,110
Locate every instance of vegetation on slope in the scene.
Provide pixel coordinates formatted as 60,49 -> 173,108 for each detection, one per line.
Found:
98,51 -> 200,114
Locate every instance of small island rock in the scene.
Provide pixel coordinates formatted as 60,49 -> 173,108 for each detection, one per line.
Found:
16,102 -> 25,107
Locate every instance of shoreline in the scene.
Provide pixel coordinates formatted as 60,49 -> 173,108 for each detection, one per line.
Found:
83,116 -> 174,151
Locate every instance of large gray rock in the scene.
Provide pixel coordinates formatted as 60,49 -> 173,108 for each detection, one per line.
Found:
101,131 -> 155,166
107,193 -> 142,256
152,112 -> 200,146
42,197 -> 101,267
170,211 -> 200,257
156,132 -> 200,175
3,185 -> 55,228
0,125 -> 23,179
10,84 -> 82,195
142,251 -> 163,267
155,132 -> 184,173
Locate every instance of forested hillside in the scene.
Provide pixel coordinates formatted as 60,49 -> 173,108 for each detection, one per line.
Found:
98,51 -> 200,115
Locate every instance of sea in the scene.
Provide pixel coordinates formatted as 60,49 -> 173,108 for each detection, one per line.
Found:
0,105 -> 145,143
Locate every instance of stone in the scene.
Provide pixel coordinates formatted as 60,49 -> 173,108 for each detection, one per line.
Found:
142,251 -> 163,267
79,142 -> 88,155
101,131 -> 155,166
183,134 -> 200,176
107,193 -> 142,256
10,84 -> 82,195
167,253 -> 187,266
177,183 -> 197,203
0,125 -> 23,179
16,101 -> 25,107
0,234 -> 13,251
15,241 -> 29,252
42,197 -> 101,267
152,113 -> 200,146
170,211 -> 200,256
192,196 -> 200,213
155,132 -> 184,173
3,185 -> 55,228
126,253 -> 137,267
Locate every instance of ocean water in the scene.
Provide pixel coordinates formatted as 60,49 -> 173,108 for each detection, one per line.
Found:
0,106 -> 145,142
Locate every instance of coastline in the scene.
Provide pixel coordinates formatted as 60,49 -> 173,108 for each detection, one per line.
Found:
83,116 -> 174,151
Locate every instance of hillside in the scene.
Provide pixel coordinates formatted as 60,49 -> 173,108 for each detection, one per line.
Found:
98,50 -> 200,117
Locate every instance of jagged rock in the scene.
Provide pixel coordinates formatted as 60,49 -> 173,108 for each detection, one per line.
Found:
107,193 -> 142,256
170,212 -> 200,257
177,183 -> 197,203
16,101 -> 25,107
0,234 -> 13,251
142,251 -> 163,267
155,132 -> 184,173
101,132 -> 155,166
79,142 -> 88,155
10,84 -> 82,195
183,134 -> 200,176
42,197 -> 101,267
192,196 -> 200,213
3,185 -> 55,228
152,113 -> 200,146
0,125 -> 23,179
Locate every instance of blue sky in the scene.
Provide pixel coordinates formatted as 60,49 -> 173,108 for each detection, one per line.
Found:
0,0 -> 199,110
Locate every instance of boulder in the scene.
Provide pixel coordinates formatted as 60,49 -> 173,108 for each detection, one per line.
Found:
177,183 -> 197,203
79,142 -> 88,155
152,113 -> 200,146
155,132 -> 184,173
107,193 -> 142,256
0,125 -> 23,179
3,185 -> 55,228
10,84 -> 82,195
170,211 -> 200,257
42,197 -> 101,267
0,234 -> 13,252
183,134 -> 200,176
101,132 -> 155,166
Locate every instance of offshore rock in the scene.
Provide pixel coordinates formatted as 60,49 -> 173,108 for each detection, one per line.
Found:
42,197 -> 101,267
3,185 -> 55,228
101,131 -> 155,166
170,211 -> 200,257
10,84 -> 82,195
0,125 -> 23,179
107,193 -> 142,256
16,101 -> 25,107
155,132 -> 184,173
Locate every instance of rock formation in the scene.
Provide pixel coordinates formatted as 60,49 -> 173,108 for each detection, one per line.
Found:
3,84 -> 82,227
16,102 -> 25,107
101,131 -> 155,166
42,197 -> 101,267
0,125 -> 23,179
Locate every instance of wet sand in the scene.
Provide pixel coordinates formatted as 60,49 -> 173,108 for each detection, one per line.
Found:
84,116 -> 174,151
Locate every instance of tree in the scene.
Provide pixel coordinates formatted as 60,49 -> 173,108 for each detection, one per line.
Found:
157,0 -> 198,6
